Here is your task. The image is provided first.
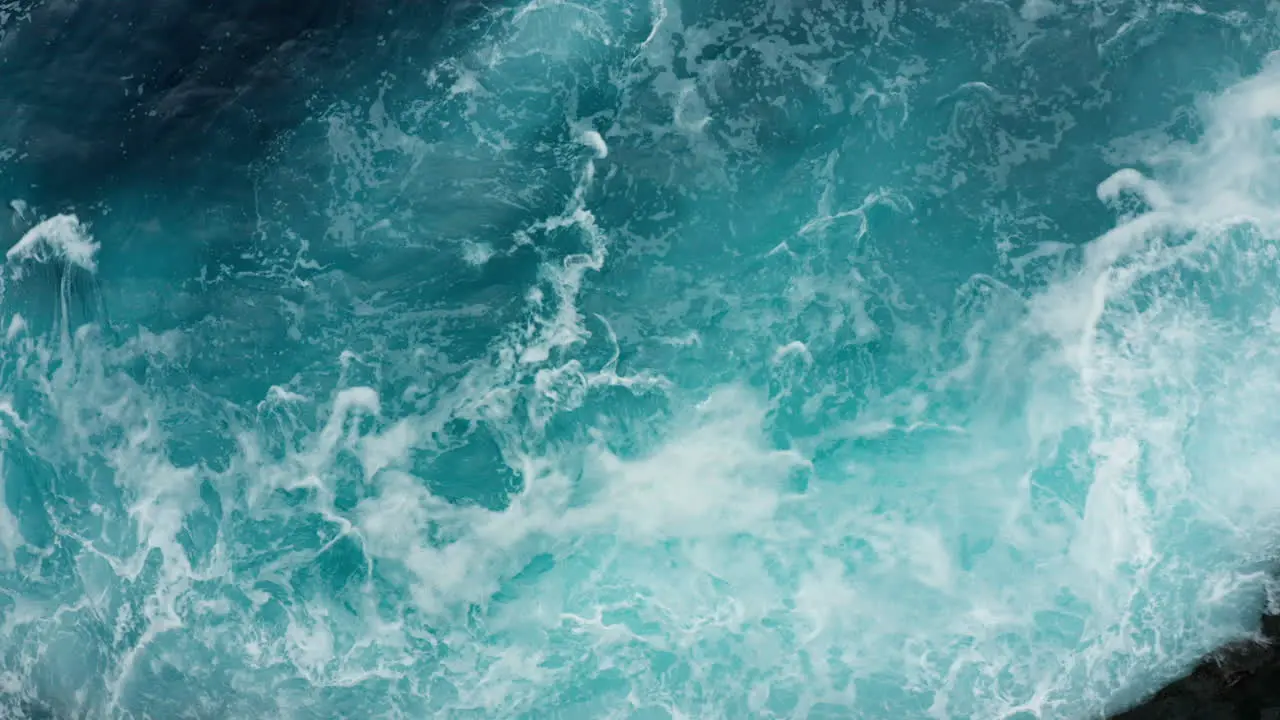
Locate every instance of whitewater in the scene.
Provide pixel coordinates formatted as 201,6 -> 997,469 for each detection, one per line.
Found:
2,0 -> 1280,718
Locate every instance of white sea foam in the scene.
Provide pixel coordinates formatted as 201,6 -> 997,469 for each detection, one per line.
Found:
4,313 -> 24,341
5,214 -> 99,272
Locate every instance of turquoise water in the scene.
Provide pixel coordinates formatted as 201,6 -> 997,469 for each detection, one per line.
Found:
3,1 -> 1280,718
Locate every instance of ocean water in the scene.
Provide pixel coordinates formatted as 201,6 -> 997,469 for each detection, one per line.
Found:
2,0 -> 1280,718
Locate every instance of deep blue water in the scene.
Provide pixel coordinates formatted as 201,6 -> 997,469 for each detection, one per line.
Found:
3,1 -> 1280,718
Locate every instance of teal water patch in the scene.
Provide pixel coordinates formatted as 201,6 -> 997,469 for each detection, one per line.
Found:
4,1 -> 1280,718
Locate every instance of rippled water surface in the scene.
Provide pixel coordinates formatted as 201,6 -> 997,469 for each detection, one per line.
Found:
3,1 -> 1280,718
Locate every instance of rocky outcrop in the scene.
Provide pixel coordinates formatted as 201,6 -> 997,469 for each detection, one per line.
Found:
1109,614 -> 1280,720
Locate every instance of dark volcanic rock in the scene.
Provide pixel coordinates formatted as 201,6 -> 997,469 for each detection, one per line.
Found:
1109,614 -> 1280,720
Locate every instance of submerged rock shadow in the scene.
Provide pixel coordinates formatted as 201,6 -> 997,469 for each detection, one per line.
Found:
0,0 -> 460,207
